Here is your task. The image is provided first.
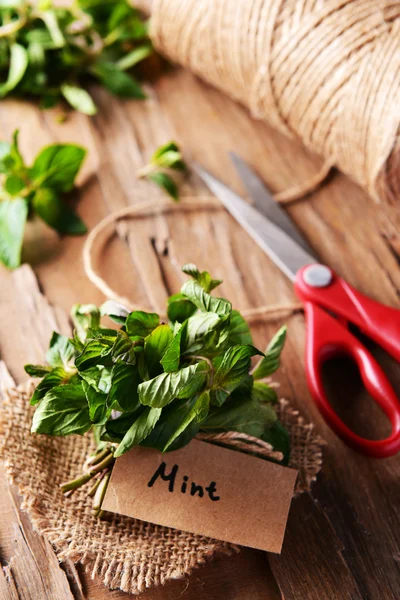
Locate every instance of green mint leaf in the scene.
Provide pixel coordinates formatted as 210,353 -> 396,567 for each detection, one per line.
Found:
29,367 -> 70,405
143,324 -> 173,379
0,44 -> 28,97
213,345 -> 263,394
82,380 -> 109,425
0,198 -> 28,269
252,326 -> 287,379
0,141 -> 11,173
107,362 -> 141,412
167,293 -> 196,323
75,338 -> 113,371
61,84 -> 97,115
80,365 -> 112,394
111,331 -> 141,365
101,410 -> 139,444
202,395 -> 277,438
182,312 -> 221,355
261,421 -> 291,465
252,381 -> 278,404
116,43 -> 153,71
138,361 -> 209,408
114,406 -> 162,457
91,62 -> 146,99
163,390 -> 210,451
182,263 -> 222,292
151,141 -> 179,160
181,280 -> 231,316
160,323 -> 184,372
147,171 -> 179,201
4,174 -> 25,195
100,300 -> 130,325
140,398 -> 200,452
46,332 -> 77,370
32,187 -> 87,235
126,310 -> 159,337
30,143 -> 87,192
24,364 -> 51,377
225,310 -> 253,346
71,304 -> 100,342
31,383 -> 91,436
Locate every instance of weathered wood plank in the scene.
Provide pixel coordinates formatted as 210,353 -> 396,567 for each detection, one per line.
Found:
0,63 -> 399,600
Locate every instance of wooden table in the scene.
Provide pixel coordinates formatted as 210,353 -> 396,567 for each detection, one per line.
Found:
0,67 -> 399,600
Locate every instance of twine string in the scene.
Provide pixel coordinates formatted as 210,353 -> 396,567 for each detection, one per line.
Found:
148,0 -> 400,203
82,196 -> 303,323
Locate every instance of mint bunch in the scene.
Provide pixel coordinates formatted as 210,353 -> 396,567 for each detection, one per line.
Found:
0,0 -> 155,114
25,264 -> 289,515
0,130 -> 86,269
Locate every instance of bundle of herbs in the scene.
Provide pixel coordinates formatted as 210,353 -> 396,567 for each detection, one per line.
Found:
0,129 -> 86,269
0,0 -> 157,114
26,264 -> 289,516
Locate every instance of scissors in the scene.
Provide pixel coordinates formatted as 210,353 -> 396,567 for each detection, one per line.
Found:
194,153 -> 400,458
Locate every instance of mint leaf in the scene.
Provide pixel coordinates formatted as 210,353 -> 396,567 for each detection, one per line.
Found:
252,381 -> 278,404
31,383 -> 91,436
82,380 -> 109,425
202,395 -> 277,438
32,187 -> 87,234
30,143 -> 87,192
0,198 -> 27,268
143,324 -> 173,379
0,44 -> 28,97
181,280 -> 231,316
61,84 -> 97,115
126,310 -> 159,337
147,172 -> 179,201
252,326 -> 287,379
163,390 -> 210,451
160,323 -> 184,372
114,407 -> 162,457
71,304 -> 101,342
225,310 -> 253,346
167,293 -> 196,323
108,362 -> 141,412
91,62 -> 146,99
138,361 -> 209,408
45,332 -> 77,370
24,364 -> 51,377
182,263 -> 222,292
140,398 -> 200,452
100,300 -> 130,325
213,345 -> 262,394
29,367 -> 70,405
111,331 -> 140,365
183,312 -> 221,354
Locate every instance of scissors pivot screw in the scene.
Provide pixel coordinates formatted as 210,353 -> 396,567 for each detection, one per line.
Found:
303,265 -> 332,288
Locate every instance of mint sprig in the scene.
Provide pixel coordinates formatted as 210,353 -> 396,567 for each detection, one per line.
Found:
26,264 -> 289,515
137,141 -> 188,201
0,0 -> 155,114
0,130 -> 87,269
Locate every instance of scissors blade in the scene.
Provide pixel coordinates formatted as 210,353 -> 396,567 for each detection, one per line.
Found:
229,152 -> 316,256
193,163 -> 316,282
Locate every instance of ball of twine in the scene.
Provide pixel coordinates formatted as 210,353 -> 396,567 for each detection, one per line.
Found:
144,0 -> 400,203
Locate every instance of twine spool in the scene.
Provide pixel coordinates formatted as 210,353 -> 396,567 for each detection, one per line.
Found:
140,0 -> 400,203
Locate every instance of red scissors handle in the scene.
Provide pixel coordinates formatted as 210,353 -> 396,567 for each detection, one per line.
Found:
295,265 -> 400,458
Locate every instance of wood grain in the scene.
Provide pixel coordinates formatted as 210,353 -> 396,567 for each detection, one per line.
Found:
0,65 -> 399,599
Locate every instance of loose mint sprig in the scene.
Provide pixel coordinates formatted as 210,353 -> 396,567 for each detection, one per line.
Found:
137,141 -> 188,201
25,264 -> 289,515
0,129 -> 87,269
0,0 -> 156,114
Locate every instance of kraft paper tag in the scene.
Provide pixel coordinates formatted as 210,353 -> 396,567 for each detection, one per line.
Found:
103,439 -> 297,554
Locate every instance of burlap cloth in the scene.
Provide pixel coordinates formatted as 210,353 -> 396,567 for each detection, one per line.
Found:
0,382 -> 324,595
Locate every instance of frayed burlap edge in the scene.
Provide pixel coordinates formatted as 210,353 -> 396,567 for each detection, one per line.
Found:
0,382 -> 324,595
